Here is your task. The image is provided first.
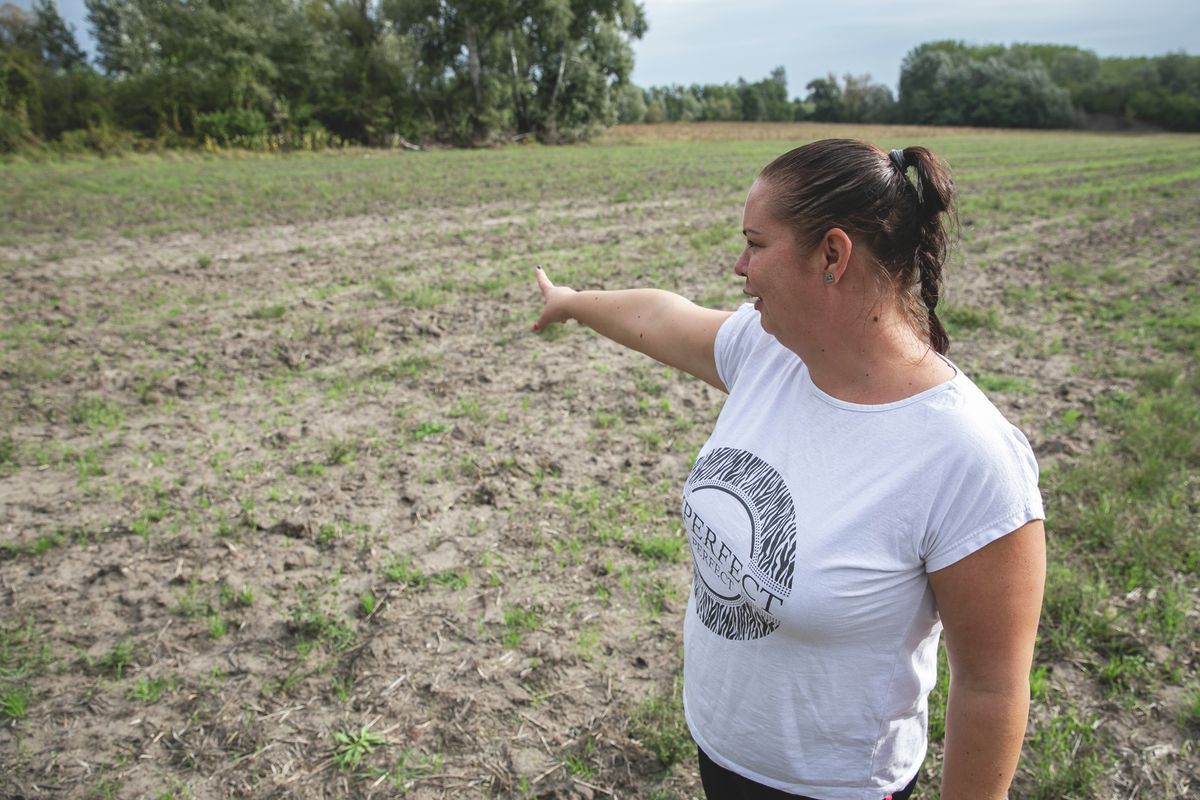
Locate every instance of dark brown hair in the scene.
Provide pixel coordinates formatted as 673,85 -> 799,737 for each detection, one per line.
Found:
758,138 -> 957,354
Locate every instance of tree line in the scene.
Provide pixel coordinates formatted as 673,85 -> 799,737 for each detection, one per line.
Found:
631,43 -> 1200,132
2,0 -> 647,153
2,1 -> 1198,156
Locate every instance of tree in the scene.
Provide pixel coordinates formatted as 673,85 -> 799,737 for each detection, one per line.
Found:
382,0 -> 645,144
28,0 -> 86,71
1,1 -> 113,148
841,74 -> 896,123
804,74 -> 842,121
899,41 -> 1073,128
85,0 -> 353,140
802,73 -> 895,123
613,81 -> 644,122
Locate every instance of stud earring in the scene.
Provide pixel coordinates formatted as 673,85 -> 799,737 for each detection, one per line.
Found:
822,272 -> 835,285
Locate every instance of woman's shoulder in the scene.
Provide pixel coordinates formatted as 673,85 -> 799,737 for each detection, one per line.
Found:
924,369 -> 1039,468
716,304 -> 797,390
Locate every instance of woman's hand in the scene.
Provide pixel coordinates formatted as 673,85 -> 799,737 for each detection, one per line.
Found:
529,266 -> 730,390
533,264 -> 578,332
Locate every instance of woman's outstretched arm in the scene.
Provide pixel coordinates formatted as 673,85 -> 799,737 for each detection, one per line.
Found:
534,265 -> 732,391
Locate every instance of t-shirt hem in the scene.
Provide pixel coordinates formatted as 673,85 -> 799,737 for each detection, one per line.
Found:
685,699 -> 916,800
925,504 -> 1045,573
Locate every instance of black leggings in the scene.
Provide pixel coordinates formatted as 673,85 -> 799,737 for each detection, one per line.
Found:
698,748 -> 919,800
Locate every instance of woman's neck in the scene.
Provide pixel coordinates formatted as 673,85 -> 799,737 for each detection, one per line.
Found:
789,308 -> 954,405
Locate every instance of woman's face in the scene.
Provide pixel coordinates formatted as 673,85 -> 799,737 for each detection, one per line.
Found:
734,179 -> 825,344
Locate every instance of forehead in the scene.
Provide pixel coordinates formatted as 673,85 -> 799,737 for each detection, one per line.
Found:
743,179 -> 782,229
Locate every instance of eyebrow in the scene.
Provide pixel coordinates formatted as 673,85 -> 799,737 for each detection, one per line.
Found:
742,227 -> 762,236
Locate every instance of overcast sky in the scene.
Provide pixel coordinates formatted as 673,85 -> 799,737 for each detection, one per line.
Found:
20,0 -> 1200,97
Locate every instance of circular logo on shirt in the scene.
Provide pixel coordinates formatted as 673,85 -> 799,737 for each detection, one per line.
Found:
683,447 -> 797,640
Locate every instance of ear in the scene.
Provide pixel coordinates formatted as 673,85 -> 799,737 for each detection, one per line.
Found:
820,228 -> 853,283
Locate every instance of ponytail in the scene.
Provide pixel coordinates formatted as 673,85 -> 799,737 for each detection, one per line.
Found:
900,146 -> 955,355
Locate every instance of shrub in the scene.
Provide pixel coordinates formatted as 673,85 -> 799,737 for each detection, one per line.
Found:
195,108 -> 270,145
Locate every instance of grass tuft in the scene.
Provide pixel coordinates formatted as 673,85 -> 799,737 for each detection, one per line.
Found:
628,675 -> 692,767
502,604 -> 542,649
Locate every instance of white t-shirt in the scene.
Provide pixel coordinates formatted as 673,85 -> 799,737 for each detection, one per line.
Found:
682,304 -> 1044,800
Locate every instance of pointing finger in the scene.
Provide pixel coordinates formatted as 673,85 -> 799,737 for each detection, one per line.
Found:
535,263 -> 554,296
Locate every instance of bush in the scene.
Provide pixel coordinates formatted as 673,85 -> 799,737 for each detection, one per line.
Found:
55,123 -> 134,157
0,108 -> 38,154
195,108 -> 270,145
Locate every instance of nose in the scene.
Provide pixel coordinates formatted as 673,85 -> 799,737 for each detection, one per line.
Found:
734,247 -> 748,277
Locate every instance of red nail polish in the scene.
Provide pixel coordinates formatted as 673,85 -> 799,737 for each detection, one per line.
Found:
532,323 -> 540,332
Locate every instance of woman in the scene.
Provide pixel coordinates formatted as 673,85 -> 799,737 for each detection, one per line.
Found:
532,139 -> 1045,800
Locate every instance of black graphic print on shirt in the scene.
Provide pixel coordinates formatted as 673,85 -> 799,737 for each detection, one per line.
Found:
683,447 -> 798,640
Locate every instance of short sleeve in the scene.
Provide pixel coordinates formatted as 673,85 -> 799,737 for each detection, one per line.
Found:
922,420 -> 1045,573
714,304 -> 763,392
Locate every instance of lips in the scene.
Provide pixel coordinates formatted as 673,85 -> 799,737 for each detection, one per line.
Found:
744,290 -> 762,311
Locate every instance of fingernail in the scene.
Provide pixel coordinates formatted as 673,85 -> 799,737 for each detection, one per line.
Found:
532,323 -> 540,332
535,264 -> 543,271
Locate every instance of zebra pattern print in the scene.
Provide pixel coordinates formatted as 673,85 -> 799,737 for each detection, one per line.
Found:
686,447 -> 798,640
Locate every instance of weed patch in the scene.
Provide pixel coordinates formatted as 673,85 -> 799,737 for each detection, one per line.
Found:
628,676 -> 692,768
502,605 -> 542,649
332,724 -> 384,771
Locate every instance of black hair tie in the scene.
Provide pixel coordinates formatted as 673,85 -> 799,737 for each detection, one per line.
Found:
889,148 -> 908,174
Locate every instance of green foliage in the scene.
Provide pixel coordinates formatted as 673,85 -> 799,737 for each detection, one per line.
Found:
501,604 -> 542,649
0,531 -> 66,558
1024,709 -> 1108,798
1043,368 -> 1199,584
358,591 -> 377,617
249,303 -> 286,321
630,531 -> 685,562
926,641 -> 950,743
0,620 -> 51,719
803,73 -> 897,123
642,67 -> 799,124
383,554 -> 425,587
973,372 -> 1033,395
939,304 -> 999,336
5,0 -> 1200,157
69,397 -> 123,430
289,586 -> 356,653
98,640 -> 135,679
563,738 -> 596,778
1,686 -> 29,719
332,724 -> 384,771
195,109 -> 269,146
629,676 -> 692,767
0,435 -> 16,470
74,0 -> 647,148
383,553 -> 465,593
899,41 -> 1075,128
410,421 -> 447,441
1182,686 -> 1200,734
388,749 -> 442,792
898,41 -> 1200,130
128,675 -> 173,703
